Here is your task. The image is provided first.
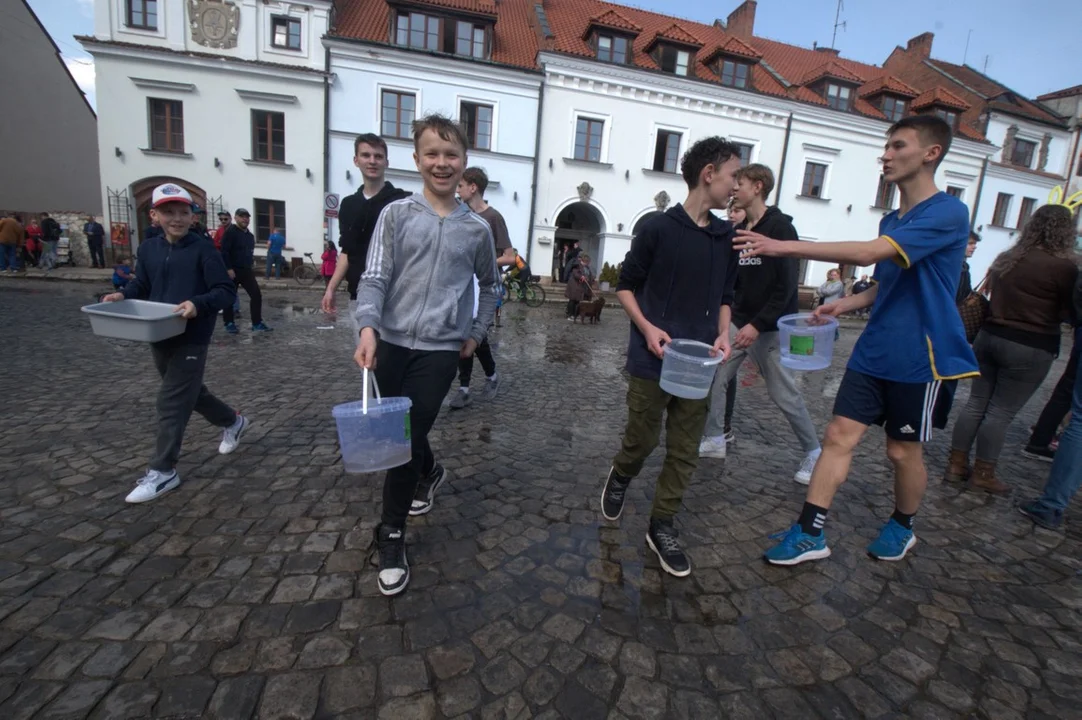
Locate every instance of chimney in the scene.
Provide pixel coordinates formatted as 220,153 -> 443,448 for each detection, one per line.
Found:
725,0 -> 757,38
905,32 -> 934,60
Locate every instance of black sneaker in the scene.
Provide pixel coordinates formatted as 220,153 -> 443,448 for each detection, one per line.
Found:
409,463 -> 450,516
373,524 -> 409,596
1021,445 -> 1056,463
646,517 -> 691,577
600,467 -> 631,521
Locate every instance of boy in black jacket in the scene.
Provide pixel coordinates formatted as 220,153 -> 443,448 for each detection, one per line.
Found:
701,164 -> 822,483
101,183 -> 247,504
600,137 -> 741,577
321,133 -> 410,313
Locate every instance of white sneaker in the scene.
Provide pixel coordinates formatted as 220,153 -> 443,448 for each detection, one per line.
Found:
219,415 -> 249,455
795,448 -> 822,485
699,435 -> 727,459
125,469 -> 180,503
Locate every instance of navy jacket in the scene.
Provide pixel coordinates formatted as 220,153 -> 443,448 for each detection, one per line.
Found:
122,231 -> 236,345
732,206 -> 800,332
220,224 -> 255,271
616,204 -> 738,380
84,222 -> 104,241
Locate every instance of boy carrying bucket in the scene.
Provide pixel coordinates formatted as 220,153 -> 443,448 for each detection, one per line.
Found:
100,183 -> 247,504
599,137 -> 741,578
353,114 -> 499,596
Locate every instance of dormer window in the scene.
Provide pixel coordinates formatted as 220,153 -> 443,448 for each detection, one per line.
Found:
596,34 -> 630,64
658,46 -> 692,76
826,83 -> 852,111
719,59 -> 750,89
934,108 -> 957,129
881,96 -> 906,122
1010,138 -> 1037,168
394,11 -> 491,60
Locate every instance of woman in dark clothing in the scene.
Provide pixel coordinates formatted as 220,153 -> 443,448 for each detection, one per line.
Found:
564,254 -> 594,319
955,231 -> 980,304
946,205 -> 1079,493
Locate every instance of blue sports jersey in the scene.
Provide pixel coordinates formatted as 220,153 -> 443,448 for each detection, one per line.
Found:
849,192 -> 978,383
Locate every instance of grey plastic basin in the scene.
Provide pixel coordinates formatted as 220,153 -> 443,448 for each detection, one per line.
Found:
82,300 -> 187,342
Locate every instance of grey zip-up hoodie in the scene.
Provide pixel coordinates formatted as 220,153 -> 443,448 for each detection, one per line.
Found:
355,195 -> 499,351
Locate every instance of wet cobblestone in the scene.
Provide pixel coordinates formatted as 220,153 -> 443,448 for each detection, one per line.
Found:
0,279 -> 1079,718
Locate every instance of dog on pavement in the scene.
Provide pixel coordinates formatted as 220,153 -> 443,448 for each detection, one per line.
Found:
575,295 -> 605,324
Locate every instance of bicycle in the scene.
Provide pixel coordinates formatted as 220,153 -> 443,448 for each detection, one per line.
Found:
502,271 -> 546,308
292,252 -> 321,285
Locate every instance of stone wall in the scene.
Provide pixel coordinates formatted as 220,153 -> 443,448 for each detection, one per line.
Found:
54,211 -> 104,267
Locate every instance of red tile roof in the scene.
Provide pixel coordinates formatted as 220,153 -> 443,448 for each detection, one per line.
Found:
858,75 -> 920,99
584,8 -> 641,36
391,0 -> 497,17
1037,84 -> 1082,102
911,86 -> 970,112
702,36 -> 762,64
928,60 -> 1064,126
645,23 -> 704,49
799,59 -> 864,86
331,0 -> 539,70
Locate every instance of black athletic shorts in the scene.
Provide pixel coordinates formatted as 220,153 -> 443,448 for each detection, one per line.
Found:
833,368 -> 956,442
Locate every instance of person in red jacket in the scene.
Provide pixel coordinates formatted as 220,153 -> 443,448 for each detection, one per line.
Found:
320,240 -> 337,286
212,211 -> 230,251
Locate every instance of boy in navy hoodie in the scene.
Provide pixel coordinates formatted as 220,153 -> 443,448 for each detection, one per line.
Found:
600,137 -> 741,577
101,183 -> 247,504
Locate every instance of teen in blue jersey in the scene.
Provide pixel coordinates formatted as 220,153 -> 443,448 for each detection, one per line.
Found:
735,115 -> 978,566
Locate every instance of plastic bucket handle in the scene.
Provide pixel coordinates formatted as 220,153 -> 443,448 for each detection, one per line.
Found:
361,368 -> 382,415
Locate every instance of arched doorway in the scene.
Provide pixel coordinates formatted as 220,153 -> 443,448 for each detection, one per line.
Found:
130,176 -> 207,244
553,201 -> 605,281
632,211 -> 663,237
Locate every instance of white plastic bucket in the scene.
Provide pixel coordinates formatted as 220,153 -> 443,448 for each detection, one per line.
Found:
659,339 -> 725,399
777,313 -> 839,371
332,369 -> 412,473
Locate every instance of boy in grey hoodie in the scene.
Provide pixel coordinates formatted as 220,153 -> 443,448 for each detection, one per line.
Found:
354,114 -> 499,596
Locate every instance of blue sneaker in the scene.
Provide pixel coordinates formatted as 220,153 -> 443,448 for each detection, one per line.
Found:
1017,500 -> 1063,530
224,322 -> 239,335
763,524 -> 831,566
867,518 -> 916,561
252,322 -> 273,332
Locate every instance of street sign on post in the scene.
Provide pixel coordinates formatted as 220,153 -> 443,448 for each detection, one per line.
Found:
324,193 -> 340,219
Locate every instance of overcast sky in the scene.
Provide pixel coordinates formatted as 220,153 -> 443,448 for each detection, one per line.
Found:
26,0 -> 1082,115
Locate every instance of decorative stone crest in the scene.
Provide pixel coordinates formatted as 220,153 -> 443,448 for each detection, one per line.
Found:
576,182 -> 593,201
189,0 -> 239,49
654,191 -> 670,211
1002,124 -> 1019,164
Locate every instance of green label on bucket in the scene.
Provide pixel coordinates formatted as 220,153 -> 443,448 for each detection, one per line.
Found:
790,335 -> 815,356
404,412 -> 411,441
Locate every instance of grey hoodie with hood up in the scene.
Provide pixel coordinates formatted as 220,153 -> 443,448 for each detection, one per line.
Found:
355,195 -> 499,351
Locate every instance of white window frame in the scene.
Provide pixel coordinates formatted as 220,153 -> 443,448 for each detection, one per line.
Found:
376,83 -> 422,141
728,135 -> 760,166
116,0 -> 165,40
265,12 -> 307,58
648,122 -> 689,173
570,109 -> 611,164
456,95 -> 499,153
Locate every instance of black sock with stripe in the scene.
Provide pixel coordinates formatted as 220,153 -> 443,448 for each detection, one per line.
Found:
797,502 -> 829,537
891,509 -> 915,530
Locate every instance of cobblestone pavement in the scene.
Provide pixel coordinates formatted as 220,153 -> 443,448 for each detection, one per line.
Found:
0,279 -> 1079,720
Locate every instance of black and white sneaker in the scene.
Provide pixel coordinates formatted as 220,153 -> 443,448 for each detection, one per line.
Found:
646,517 -> 691,577
409,463 -> 450,516
600,467 -> 631,521
374,524 -> 410,596
1021,445 -> 1056,463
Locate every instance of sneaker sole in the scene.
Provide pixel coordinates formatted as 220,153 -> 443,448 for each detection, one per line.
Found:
764,546 -> 831,566
1017,505 -> 1061,530
600,481 -> 626,522
699,449 -> 726,459
219,417 -> 250,455
409,469 -> 451,516
868,535 -> 916,562
378,567 -> 410,596
645,533 -> 691,577
793,473 -> 811,486
1021,450 -> 1055,463
125,475 -> 180,504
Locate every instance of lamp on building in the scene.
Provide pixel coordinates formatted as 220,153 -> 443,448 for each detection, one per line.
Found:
513,191 -> 518,201
618,223 -> 624,232
548,158 -> 553,169
846,204 -> 852,213
306,168 -> 312,179
214,157 -> 221,168
625,170 -> 629,179
114,147 -> 122,158
346,170 -> 351,181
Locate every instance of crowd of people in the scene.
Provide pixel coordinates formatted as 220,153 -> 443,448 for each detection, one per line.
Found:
86,111 -> 1078,597
0,211 -> 66,272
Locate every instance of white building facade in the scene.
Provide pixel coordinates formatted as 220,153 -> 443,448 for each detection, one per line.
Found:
81,0 -> 330,260
324,39 -> 542,252
529,52 -> 992,286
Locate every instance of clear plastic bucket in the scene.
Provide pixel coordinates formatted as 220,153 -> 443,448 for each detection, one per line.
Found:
659,339 -> 725,399
332,369 -> 412,473
777,313 -> 839,371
